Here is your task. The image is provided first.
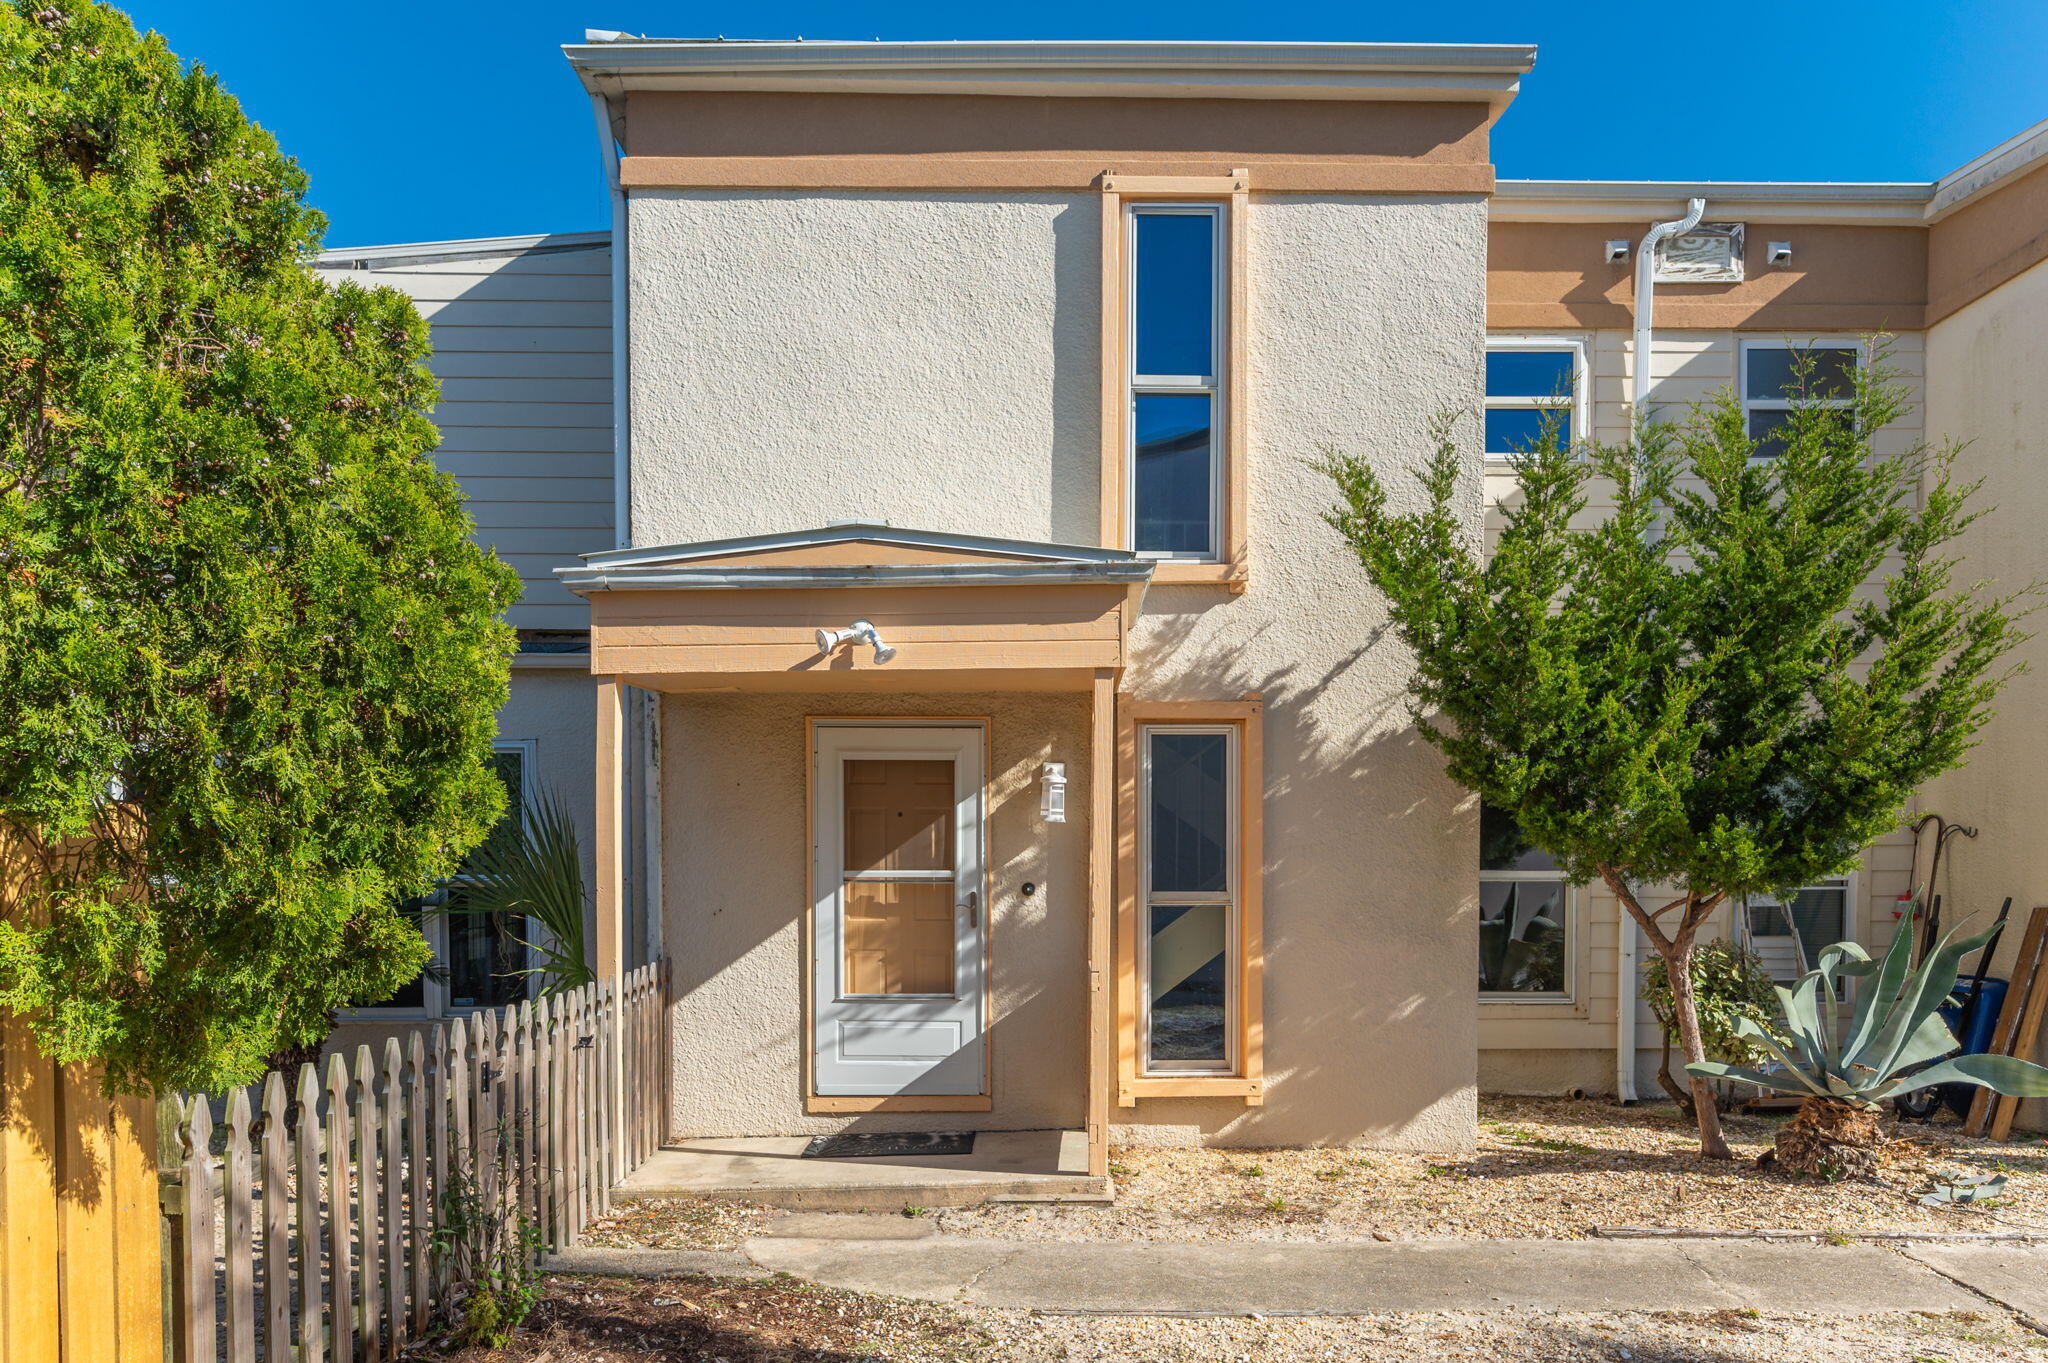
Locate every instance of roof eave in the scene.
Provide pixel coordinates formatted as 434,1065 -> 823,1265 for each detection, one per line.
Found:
563,39 -> 1533,106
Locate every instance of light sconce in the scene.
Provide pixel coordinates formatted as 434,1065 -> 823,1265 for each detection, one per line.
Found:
1040,761 -> 1068,823
1604,240 -> 1631,263
1766,241 -> 1793,266
814,619 -> 897,664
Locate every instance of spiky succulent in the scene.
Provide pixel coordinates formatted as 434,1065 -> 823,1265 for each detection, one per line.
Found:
1687,916 -> 2048,1107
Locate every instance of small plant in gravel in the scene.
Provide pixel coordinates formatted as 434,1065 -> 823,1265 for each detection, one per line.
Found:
1237,1164 -> 1266,1178
1108,1163 -> 1135,1179
902,1205 -> 931,1218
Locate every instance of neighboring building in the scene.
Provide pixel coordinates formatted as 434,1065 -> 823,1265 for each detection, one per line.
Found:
339,38 -> 2048,1159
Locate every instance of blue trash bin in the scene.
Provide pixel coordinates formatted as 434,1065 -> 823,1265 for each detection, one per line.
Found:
1934,977 -> 2009,1117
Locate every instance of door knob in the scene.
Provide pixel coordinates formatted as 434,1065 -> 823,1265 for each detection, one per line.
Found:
960,889 -> 980,927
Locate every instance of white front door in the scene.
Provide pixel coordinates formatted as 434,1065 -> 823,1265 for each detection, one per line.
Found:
812,724 -> 987,1096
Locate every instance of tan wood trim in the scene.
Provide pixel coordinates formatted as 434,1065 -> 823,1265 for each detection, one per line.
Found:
1487,302 -> 1929,332
622,667 -> 1108,695
1239,696 -> 1265,1104
1224,185 -> 1251,591
1098,188 -> 1126,551
1114,691 -> 1140,1107
1086,671 -> 1118,1177
594,677 -> 628,1153
1103,171 -> 1249,195
802,717 -> 996,1110
1115,695 -> 1266,1108
1123,1076 -> 1264,1099
1098,181 -> 1251,588
620,156 -> 1492,194
804,1095 -> 995,1114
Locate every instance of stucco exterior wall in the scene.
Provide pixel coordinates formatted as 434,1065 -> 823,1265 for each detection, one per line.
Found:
1121,194 -> 1488,1149
1921,259 -> 2048,1129
628,190 -> 1101,548
660,691 -> 1092,1138
631,188 -> 1488,1149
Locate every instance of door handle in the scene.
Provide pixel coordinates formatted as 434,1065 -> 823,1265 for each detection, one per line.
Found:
960,889 -> 979,928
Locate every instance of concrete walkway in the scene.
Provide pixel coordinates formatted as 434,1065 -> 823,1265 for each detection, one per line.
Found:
550,1226 -> 2048,1321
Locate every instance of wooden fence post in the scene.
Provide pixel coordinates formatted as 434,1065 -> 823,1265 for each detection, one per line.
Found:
222,1088 -> 255,1363
259,1073 -> 290,1363
294,1064 -> 325,1363
323,1053 -> 354,1363
178,1096 -> 217,1363
406,1030 -> 429,1337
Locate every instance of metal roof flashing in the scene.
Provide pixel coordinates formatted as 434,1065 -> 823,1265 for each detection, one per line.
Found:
561,38 -> 1535,107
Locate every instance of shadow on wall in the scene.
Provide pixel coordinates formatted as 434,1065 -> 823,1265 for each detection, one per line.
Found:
1118,598 -> 1479,1150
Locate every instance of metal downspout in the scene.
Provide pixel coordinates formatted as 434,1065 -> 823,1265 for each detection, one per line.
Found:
1617,196 -> 1705,1104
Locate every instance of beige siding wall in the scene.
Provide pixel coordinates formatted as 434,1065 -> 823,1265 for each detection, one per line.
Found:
1478,328 -> 1927,1092
1921,258 -> 2048,1130
322,242 -> 615,628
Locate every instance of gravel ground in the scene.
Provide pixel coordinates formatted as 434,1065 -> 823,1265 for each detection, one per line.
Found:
582,1197 -> 773,1251
427,1273 -> 2048,1362
922,1097 -> 2048,1243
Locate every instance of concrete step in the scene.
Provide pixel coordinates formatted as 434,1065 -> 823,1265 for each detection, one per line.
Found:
613,1129 -> 1109,1213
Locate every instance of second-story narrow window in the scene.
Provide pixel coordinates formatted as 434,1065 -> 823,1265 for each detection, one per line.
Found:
1128,204 -> 1224,559
1740,340 -> 1860,459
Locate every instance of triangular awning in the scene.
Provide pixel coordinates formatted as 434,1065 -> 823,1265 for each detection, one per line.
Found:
558,523 -> 1152,692
558,522 -> 1151,593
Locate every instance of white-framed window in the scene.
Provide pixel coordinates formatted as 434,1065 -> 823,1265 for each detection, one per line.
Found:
1127,203 -> 1225,560
355,740 -> 537,1016
1484,337 -> 1586,460
1739,339 -> 1861,460
1479,802 -> 1573,1001
1140,724 -> 1238,1073
1743,876 -> 1852,983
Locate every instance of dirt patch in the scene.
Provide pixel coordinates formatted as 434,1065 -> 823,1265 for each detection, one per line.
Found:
930,1097 -> 2048,1243
418,1273 -> 994,1362
582,1197 -> 774,1251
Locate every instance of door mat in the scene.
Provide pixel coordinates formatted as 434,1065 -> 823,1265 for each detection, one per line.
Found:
801,1131 -> 976,1159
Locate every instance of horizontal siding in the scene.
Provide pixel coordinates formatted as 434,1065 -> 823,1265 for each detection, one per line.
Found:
324,244 -> 614,624
1482,326 -> 1932,1071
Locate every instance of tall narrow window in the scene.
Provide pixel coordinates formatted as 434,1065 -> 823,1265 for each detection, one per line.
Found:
1743,878 -> 1850,983
1478,803 -> 1571,1000
1141,725 -> 1236,1072
1128,205 -> 1223,559
1484,339 -> 1584,459
1740,341 -> 1859,459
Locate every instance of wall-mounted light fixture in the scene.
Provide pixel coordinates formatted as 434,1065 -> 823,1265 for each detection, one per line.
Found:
1040,761 -> 1068,823
1766,241 -> 1793,266
1604,240 -> 1631,263
814,620 -> 896,664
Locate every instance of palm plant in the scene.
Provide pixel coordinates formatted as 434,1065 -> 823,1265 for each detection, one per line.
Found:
1687,916 -> 2048,1178
439,789 -> 593,996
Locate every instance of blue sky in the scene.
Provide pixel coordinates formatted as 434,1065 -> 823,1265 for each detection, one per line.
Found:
130,1 -> 2048,248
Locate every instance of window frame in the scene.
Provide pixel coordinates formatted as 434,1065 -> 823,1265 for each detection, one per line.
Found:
1483,335 -> 1588,465
1138,723 -> 1240,1075
1125,203 -> 1226,564
1738,338 -> 1864,462
1741,873 -> 1857,987
1099,170 -> 1249,589
1116,697 -> 1265,1103
1477,868 -> 1576,1005
345,738 -> 540,1019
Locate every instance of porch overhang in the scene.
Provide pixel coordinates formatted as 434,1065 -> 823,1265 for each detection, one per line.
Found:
557,523 -> 1153,692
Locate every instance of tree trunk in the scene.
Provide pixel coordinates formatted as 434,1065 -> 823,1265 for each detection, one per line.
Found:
1654,1031 -> 1695,1117
1658,940 -> 1734,1159
1769,1097 -> 1884,1180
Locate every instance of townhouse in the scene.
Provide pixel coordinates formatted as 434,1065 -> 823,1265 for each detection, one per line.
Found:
328,39 -> 2048,1165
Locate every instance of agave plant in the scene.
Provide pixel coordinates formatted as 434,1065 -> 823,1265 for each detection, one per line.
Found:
1687,915 -> 2048,1178
438,788 -> 593,996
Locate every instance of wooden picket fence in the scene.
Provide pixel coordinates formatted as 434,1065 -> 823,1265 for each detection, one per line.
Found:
159,961 -> 668,1362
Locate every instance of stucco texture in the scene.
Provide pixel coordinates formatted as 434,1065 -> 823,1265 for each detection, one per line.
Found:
1121,195 -> 1486,1150
1921,259 -> 2048,1130
661,691 -> 1091,1138
634,190 -> 1487,1150
628,190 -> 1101,548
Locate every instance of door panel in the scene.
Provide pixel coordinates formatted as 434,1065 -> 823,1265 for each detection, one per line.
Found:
814,725 -> 986,1097
843,881 -> 956,995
